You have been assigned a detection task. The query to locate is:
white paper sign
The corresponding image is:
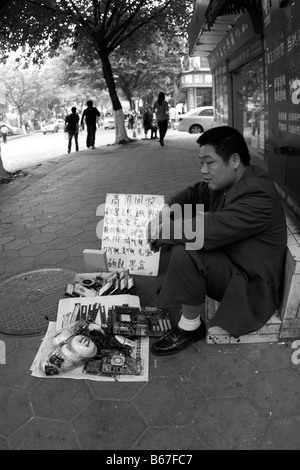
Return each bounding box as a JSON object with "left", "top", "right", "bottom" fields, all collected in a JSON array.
[{"left": 101, "top": 193, "right": 164, "bottom": 276}]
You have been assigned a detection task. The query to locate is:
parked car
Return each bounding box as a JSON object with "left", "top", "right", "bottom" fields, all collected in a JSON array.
[
  {"left": 103, "top": 114, "right": 115, "bottom": 129},
  {"left": 41, "top": 120, "right": 59, "bottom": 134},
  {"left": 0, "top": 123, "right": 20, "bottom": 135},
  {"left": 176, "top": 106, "right": 214, "bottom": 134},
  {"left": 55, "top": 118, "right": 65, "bottom": 131}
]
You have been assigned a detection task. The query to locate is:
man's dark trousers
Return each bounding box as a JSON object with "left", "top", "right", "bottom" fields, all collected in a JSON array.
[{"left": 86, "top": 125, "right": 96, "bottom": 148}]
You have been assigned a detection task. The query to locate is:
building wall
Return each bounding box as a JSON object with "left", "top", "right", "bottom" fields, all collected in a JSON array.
[
  {"left": 178, "top": 56, "right": 213, "bottom": 112},
  {"left": 202, "top": 0, "right": 300, "bottom": 218},
  {"left": 263, "top": 0, "right": 300, "bottom": 218}
]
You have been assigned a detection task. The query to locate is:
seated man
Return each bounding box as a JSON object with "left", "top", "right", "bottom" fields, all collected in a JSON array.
[{"left": 148, "top": 126, "right": 287, "bottom": 355}]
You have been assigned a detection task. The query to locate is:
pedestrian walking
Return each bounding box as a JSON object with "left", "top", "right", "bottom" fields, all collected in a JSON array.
[
  {"left": 1, "top": 125, "right": 8, "bottom": 144},
  {"left": 153, "top": 92, "right": 169, "bottom": 146},
  {"left": 169, "top": 105, "right": 177, "bottom": 130},
  {"left": 80, "top": 100, "right": 101, "bottom": 149},
  {"left": 143, "top": 106, "right": 157, "bottom": 139},
  {"left": 65, "top": 107, "right": 79, "bottom": 153}
]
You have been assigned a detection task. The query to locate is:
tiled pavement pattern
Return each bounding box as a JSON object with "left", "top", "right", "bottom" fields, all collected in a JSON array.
[{"left": 1, "top": 132, "right": 300, "bottom": 450}]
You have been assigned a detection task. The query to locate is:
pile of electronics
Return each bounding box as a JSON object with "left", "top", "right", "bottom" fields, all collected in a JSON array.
[
  {"left": 65, "top": 270, "right": 135, "bottom": 298},
  {"left": 40, "top": 302, "right": 172, "bottom": 378}
]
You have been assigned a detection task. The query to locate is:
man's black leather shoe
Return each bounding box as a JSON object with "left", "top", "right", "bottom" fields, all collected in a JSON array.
[{"left": 151, "top": 322, "right": 206, "bottom": 356}]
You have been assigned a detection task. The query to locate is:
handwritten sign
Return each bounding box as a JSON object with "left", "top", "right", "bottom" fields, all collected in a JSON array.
[{"left": 101, "top": 193, "right": 165, "bottom": 276}]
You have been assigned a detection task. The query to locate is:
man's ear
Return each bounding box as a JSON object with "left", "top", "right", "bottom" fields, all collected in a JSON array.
[{"left": 231, "top": 153, "right": 241, "bottom": 169}]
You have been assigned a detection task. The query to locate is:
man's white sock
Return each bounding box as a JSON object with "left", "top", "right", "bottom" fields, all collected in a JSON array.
[{"left": 178, "top": 315, "right": 201, "bottom": 331}]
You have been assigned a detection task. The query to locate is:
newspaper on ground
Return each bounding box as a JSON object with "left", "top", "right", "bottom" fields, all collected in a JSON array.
[{"left": 30, "top": 295, "right": 149, "bottom": 382}]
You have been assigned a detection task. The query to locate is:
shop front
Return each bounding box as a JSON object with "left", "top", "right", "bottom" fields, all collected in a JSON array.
[
  {"left": 207, "top": 9, "right": 265, "bottom": 160},
  {"left": 188, "top": 0, "right": 300, "bottom": 218}
]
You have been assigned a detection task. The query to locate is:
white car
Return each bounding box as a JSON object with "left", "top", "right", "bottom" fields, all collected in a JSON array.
[
  {"left": 41, "top": 121, "right": 59, "bottom": 134},
  {"left": 103, "top": 115, "right": 115, "bottom": 129},
  {"left": 177, "top": 106, "right": 214, "bottom": 134},
  {"left": 0, "top": 123, "right": 20, "bottom": 135}
]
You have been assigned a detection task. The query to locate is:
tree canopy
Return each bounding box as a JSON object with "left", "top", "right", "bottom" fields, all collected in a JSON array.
[{"left": 0, "top": 0, "right": 194, "bottom": 142}]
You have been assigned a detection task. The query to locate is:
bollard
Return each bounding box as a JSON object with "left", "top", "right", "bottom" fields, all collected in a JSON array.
[{"left": 132, "top": 124, "right": 137, "bottom": 138}]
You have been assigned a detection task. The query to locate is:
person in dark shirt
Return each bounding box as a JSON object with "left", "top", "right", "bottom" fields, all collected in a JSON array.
[
  {"left": 80, "top": 100, "right": 101, "bottom": 149},
  {"left": 147, "top": 126, "right": 287, "bottom": 355},
  {"left": 65, "top": 107, "right": 79, "bottom": 153}
]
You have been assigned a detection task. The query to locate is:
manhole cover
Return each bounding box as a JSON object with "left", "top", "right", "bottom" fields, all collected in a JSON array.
[{"left": 0, "top": 269, "right": 75, "bottom": 336}]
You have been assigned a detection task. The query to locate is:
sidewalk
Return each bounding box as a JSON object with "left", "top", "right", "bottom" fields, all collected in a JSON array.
[{"left": 0, "top": 132, "right": 300, "bottom": 451}]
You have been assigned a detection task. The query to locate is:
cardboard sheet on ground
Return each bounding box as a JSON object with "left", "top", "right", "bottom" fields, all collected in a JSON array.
[
  {"left": 101, "top": 193, "right": 164, "bottom": 276},
  {"left": 30, "top": 295, "right": 149, "bottom": 382}
]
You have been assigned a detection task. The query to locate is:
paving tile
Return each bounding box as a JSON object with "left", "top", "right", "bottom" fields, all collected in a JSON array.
[
  {"left": 40, "top": 223, "right": 66, "bottom": 233},
  {"left": 72, "top": 401, "right": 146, "bottom": 450},
  {"left": 192, "top": 397, "right": 269, "bottom": 450},
  {"left": 65, "top": 218, "right": 91, "bottom": 227},
  {"left": 67, "top": 242, "right": 100, "bottom": 257},
  {"left": 29, "top": 233, "right": 57, "bottom": 243},
  {"left": 1, "top": 348, "right": 40, "bottom": 390},
  {"left": 0, "top": 334, "right": 17, "bottom": 356},
  {"left": 0, "top": 251, "right": 19, "bottom": 264},
  {"left": 134, "top": 376, "right": 205, "bottom": 426},
  {"left": 0, "top": 437, "right": 9, "bottom": 450},
  {"left": 17, "top": 217, "right": 35, "bottom": 224},
  {"left": 29, "top": 210, "right": 51, "bottom": 219},
  {"left": 190, "top": 353, "right": 254, "bottom": 398},
  {"left": 4, "top": 257, "right": 37, "bottom": 274},
  {"left": 25, "top": 220, "right": 50, "bottom": 229},
  {"left": 0, "top": 236, "right": 15, "bottom": 246},
  {"left": 47, "top": 238, "right": 77, "bottom": 250},
  {"left": 13, "top": 207, "right": 32, "bottom": 215},
  {"left": 149, "top": 344, "right": 203, "bottom": 377},
  {"left": 29, "top": 380, "right": 93, "bottom": 421},
  {"left": 9, "top": 417, "right": 80, "bottom": 450},
  {"left": 19, "top": 244, "right": 48, "bottom": 257},
  {"left": 88, "top": 381, "right": 146, "bottom": 400},
  {"left": 83, "top": 222, "right": 98, "bottom": 232},
  {"left": 49, "top": 215, "right": 73, "bottom": 224},
  {"left": 13, "top": 229, "right": 41, "bottom": 240},
  {"left": 1, "top": 215, "right": 21, "bottom": 224},
  {"left": 57, "top": 227, "right": 85, "bottom": 238},
  {"left": 250, "top": 370, "right": 300, "bottom": 418},
  {"left": 236, "top": 343, "right": 293, "bottom": 371},
  {"left": 0, "top": 387, "right": 32, "bottom": 436},
  {"left": 260, "top": 416, "right": 300, "bottom": 450},
  {"left": 132, "top": 426, "right": 209, "bottom": 450},
  {"left": 57, "top": 256, "right": 85, "bottom": 272},
  {"left": 35, "top": 250, "right": 68, "bottom": 265},
  {"left": 4, "top": 239, "right": 30, "bottom": 251},
  {"left": 75, "top": 232, "right": 99, "bottom": 243},
  {"left": 73, "top": 210, "right": 96, "bottom": 218}
]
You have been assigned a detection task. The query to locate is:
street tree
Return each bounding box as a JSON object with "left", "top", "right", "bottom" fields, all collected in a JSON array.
[{"left": 0, "top": 0, "right": 194, "bottom": 144}]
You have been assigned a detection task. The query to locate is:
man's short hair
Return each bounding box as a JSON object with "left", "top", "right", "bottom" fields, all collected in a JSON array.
[
  {"left": 71, "top": 107, "right": 77, "bottom": 113},
  {"left": 87, "top": 100, "right": 93, "bottom": 106},
  {"left": 197, "top": 126, "right": 251, "bottom": 166}
]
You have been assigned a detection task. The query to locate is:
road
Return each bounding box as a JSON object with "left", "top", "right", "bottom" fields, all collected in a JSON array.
[{"left": 0, "top": 128, "right": 119, "bottom": 173}]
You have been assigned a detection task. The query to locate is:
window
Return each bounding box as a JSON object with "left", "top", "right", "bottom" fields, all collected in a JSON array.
[{"left": 200, "top": 109, "right": 214, "bottom": 116}]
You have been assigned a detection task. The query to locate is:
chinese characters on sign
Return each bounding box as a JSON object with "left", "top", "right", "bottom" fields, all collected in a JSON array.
[
  {"left": 101, "top": 193, "right": 165, "bottom": 276},
  {"left": 181, "top": 73, "right": 212, "bottom": 87}
]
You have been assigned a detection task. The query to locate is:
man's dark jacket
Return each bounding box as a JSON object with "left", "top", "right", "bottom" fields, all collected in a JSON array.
[{"left": 165, "top": 165, "right": 287, "bottom": 337}]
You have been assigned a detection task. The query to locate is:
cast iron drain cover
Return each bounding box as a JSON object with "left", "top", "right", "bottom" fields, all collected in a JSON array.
[{"left": 0, "top": 269, "right": 75, "bottom": 336}]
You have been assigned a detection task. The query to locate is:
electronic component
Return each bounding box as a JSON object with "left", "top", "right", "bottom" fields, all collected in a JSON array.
[
  {"left": 108, "top": 305, "right": 148, "bottom": 337},
  {"left": 82, "top": 348, "right": 142, "bottom": 377},
  {"left": 144, "top": 306, "right": 172, "bottom": 337}
]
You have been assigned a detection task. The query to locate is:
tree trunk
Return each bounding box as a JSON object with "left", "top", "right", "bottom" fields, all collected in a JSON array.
[
  {"left": 0, "top": 147, "right": 12, "bottom": 183},
  {"left": 99, "top": 50, "right": 132, "bottom": 144}
]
